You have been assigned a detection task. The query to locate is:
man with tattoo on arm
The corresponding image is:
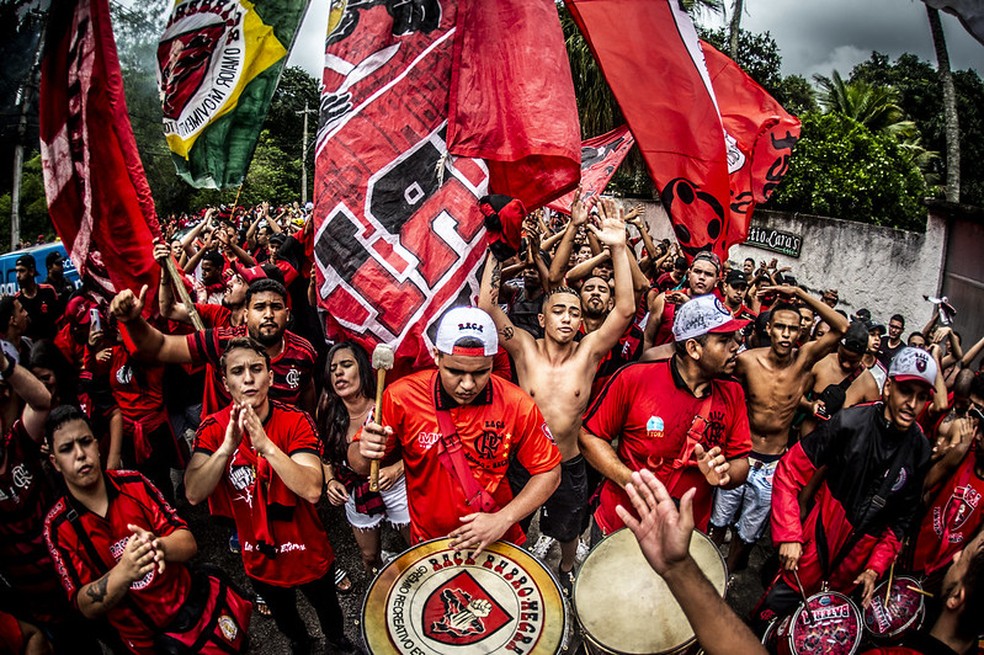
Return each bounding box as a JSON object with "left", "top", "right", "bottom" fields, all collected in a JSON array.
[
  {"left": 479, "top": 197, "right": 635, "bottom": 592},
  {"left": 42, "top": 407, "right": 225, "bottom": 654}
]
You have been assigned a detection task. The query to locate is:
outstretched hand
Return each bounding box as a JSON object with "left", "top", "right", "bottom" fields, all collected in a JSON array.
[
  {"left": 694, "top": 444, "right": 731, "bottom": 487},
  {"left": 616, "top": 469, "right": 694, "bottom": 576},
  {"left": 589, "top": 198, "right": 627, "bottom": 248}
]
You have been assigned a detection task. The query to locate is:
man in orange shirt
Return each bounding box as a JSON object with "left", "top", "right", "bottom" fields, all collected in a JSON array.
[{"left": 350, "top": 307, "right": 561, "bottom": 553}]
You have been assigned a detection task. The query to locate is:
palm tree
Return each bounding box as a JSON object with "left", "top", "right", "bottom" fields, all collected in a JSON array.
[
  {"left": 814, "top": 71, "right": 937, "bottom": 175},
  {"left": 926, "top": 6, "right": 960, "bottom": 202},
  {"left": 728, "top": 0, "right": 744, "bottom": 59}
]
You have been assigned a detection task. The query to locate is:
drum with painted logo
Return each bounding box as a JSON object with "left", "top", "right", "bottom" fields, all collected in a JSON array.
[
  {"left": 361, "top": 538, "right": 569, "bottom": 655},
  {"left": 773, "top": 591, "right": 862, "bottom": 655},
  {"left": 574, "top": 528, "right": 727, "bottom": 654},
  {"left": 862, "top": 576, "right": 925, "bottom": 644}
]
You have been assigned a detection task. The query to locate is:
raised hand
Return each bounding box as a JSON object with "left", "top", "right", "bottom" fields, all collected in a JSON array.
[
  {"left": 589, "top": 198, "right": 627, "bottom": 248},
  {"left": 570, "top": 187, "right": 593, "bottom": 226},
  {"left": 241, "top": 403, "right": 273, "bottom": 457},
  {"left": 218, "top": 403, "right": 245, "bottom": 457},
  {"left": 109, "top": 285, "right": 148, "bottom": 323},
  {"left": 615, "top": 468, "right": 693, "bottom": 576}
]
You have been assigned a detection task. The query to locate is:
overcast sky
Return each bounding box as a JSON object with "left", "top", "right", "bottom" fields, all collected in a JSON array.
[{"left": 286, "top": 0, "right": 982, "bottom": 83}]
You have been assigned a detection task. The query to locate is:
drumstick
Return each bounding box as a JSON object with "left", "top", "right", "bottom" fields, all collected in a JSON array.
[
  {"left": 906, "top": 585, "right": 934, "bottom": 598},
  {"left": 792, "top": 570, "right": 814, "bottom": 624},
  {"left": 370, "top": 344, "right": 395, "bottom": 492},
  {"left": 885, "top": 560, "right": 895, "bottom": 607}
]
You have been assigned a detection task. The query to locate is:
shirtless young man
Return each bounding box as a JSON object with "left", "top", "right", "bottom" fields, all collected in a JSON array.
[
  {"left": 479, "top": 197, "right": 634, "bottom": 590},
  {"left": 797, "top": 321, "right": 871, "bottom": 438},
  {"left": 708, "top": 286, "right": 847, "bottom": 571}
]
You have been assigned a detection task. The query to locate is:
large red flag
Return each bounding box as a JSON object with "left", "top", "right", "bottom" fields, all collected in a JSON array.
[
  {"left": 566, "top": 0, "right": 731, "bottom": 259},
  {"left": 39, "top": 0, "right": 160, "bottom": 305},
  {"left": 313, "top": 1, "right": 579, "bottom": 372},
  {"left": 701, "top": 41, "right": 801, "bottom": 247},
  {"left": 447, "top": 0, "right": 581, "bottom": 209},
  {"left": 546, "top": 125, "right": 635, "bottom": 214}
]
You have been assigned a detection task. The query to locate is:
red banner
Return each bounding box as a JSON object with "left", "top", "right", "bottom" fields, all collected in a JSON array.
[
  {"left": 313, "top": 1, "right": 488, "bottom": 372},
  {"left": 701, "top": 41, "right": 801, "bottom": 248},
  {"left": 447, "top": 0, "right": 581, "bottom": 209},
  {"left": 546, "top": 125, "right": 635, "bottom": 214},
  {"left": 566, "top": 0, "right": 731, "bottom": 259},
  {"left": 39, "top": 0, "right": 160, "bottom": 305}
]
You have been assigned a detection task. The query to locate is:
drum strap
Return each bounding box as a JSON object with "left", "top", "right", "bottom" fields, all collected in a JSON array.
[
  {"left": 819, "top": 436, "right": 913, "bottom": 579},
  {"left": 657, "top": 393, "right": 715, "bottom": 493},
  {"left": 434, "top": 408, "right": 500, "bottom": 514}
]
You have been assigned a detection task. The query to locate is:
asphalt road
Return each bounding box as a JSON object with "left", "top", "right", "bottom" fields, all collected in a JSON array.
[{"left": 175, "top": 493, "right": 771, "bottom": 655}]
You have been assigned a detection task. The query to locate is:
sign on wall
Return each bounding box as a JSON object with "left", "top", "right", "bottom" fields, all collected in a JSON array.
[{"left": 745, "top": 226, "right": 802, "bottom": 258}]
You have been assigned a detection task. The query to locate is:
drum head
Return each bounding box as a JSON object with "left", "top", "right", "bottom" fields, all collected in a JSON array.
[
  {"left": 361, "top": 538, "right": 568, "bottom": 655},
  {"left": 574, "top": 529, "right": 727, "bottom": 655},
  {"left": 863, "top": 576, "right": 925, "bottom": 642},
  {"left": 787, "top": 591, "right": 861, "bottom": 655}
]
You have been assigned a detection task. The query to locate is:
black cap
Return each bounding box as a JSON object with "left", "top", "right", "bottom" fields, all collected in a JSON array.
[
  {"left": 725, "top": 270, "right": 748, "bottom": 286},
  {"left": 867, "top": 319, "right": 886, "bottom": 335},
  {"left": 841, "top": 320, "right": 870, "bottom": 354},
  {"left": 14, "top": 254, "right": 36, "bottom": 272},
  {"left": 45, "top": 251, "right": 64, "bottom": 267},
  {"left": 855, "top": 308, "right": 872, "bottom": 323}
]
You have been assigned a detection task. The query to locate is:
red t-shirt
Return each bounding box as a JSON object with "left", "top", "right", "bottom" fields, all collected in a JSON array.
[
  {"left": 186, "top": 326, "right": 315, "bottom": 415},
  {"left": 582, "top": 358, "right": 751, "bottom": 533},
  {"left": 108, "top": 346, "right": 166, "bottom": 420},
  {"left": 195, "top": 302, "right": 232, "bottom": 328},
  {"left": 0, "top": 421, "right": 64, "bottom": 622},
  {"left": 362, "top": 370, "right": 561, "bottom": 545},
  {"left": 193, "top": 401, "right": 333, "bottom": 586},
  {"left": 44, "top": 471, "right": 192, "bottom": 654},
  {"left": 912, "top": 452, "right": 984, "bottom": 575}
]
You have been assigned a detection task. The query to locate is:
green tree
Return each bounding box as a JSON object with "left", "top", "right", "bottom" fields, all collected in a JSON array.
[
  {"left": 775, "top": 74, "right": 817, "bottom": 116},
  {"left": 700, "top": 27, "right": 782, "bottom": 96},
  {"left": 767, "top": 112, "right": 927, "bottom": 230},
  {"left": 0, "top": 154, "right": 55, "bottom": 244}
]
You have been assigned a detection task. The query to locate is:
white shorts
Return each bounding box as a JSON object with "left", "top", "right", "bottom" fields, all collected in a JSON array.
[
  {"left": 709, "top": 452, "right": 781, "bottom": 544},
  {"left": 344, "top": 475, "right": 411, "bottom": 531}
]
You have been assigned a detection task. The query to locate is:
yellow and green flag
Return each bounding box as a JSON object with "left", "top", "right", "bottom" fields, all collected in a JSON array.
[{"left": 157, "top": 0, "right": 310, "bottom": 188}]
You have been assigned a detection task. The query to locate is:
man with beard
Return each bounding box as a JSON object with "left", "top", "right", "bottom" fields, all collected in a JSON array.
[
  {"left": 759, "top": 348, "right": 935, "bottom": 625},
  {"left": 580, "top": 274, "right": 645, "bottom": 397},
  {"left": 911, "top": 374, "right": 984, "bottom": 582},
  {"left": 643, "top": 251, "right": 721, "bottom": 350},
  {"left": 109, "top": 279, "right": 316, "bottom": 415},
  {"left": 581, "top": 294, "right": 752, "bottom": 535},
  {"left": 478, "top": 198, "right": 633, "bottom": 591},
  {"left": 709, "top": 287, "right": 848, "bottom": 572}
]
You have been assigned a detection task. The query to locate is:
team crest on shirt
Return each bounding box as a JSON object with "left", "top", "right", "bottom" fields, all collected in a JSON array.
[
  {"left": 285, "top": 367, "right": 301, "bottom": 389},
  {"left": 891, "top": 467, "right": 909, "bottom": 493},
  {"left": 935, "top": 485, "right": 981, "bottom": 537},
  {"left": 229, "top": 463, "right": 255, "bottom": 508},
  {"left": 218, "top": 614, "right": 239, "bottom": 641},
  {"left": 646, "top": 416, "right": 664, "bottom": 439},
  {"left": 116, "top": 364, "right": 133, "bottom": 386}
]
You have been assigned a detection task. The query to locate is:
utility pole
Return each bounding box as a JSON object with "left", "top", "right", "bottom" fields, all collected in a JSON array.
[{"left": 296, "top": 101, "right": 317, "bottom": 205}]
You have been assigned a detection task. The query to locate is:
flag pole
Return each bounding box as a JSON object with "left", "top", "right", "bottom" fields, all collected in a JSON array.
[{"left": 162, "top": 257, "right": 205, "bottom": 331}]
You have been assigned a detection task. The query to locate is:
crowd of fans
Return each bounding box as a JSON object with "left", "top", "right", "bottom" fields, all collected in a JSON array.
[{"left": 0, "top": 195, "right": 981, "bottom": 655}]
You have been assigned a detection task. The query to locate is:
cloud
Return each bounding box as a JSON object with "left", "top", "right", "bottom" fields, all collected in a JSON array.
[{"left": 286, "top": 1, "right": 328, "bottom": 79}]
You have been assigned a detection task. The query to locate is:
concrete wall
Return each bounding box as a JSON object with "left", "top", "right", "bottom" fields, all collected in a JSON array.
[{"left": 635, "top": 202, "right": 947, "bottom": 329}]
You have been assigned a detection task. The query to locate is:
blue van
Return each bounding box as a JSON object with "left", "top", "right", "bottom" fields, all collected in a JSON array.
[{"left": 0, "top": 242, "right": 81, "bottom": 296}]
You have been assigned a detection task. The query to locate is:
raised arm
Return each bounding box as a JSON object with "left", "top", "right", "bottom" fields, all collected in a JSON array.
[
  {"left": 478, "top": 253, "right": 536, "bottom": 359},
  {"left": 579, "top": 200, "right": 635, "bottom": 360},
  {"left": 547, "top": 194, "right": 592, "bottom": 287},
  {"left": 3, "top": 356, "right": 52, "bottom": 441},
  {"left": 766, "top": 285, "right": 848, "bottom": 366},
  {"left": 109, "top": 286, "right": 193, "bottom": 364}
]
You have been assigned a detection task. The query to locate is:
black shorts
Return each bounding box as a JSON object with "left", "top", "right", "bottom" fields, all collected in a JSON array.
[{"left": 539, "top": 455, "right": 590, "bottom": 542}]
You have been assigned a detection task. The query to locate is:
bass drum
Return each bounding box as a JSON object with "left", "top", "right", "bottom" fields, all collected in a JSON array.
[
  {"left": 574, "top": 529, "right": 727, "bottom": 654},
  {"left": 361, "top": 538, "right": 569, "bottom": 655}
]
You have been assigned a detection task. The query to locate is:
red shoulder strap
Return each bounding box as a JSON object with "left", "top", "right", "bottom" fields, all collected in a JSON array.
[{"left": 434, "top": 408, "right": 500, "bottom": 514}]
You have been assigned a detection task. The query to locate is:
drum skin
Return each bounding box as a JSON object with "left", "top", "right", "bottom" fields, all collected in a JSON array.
[
  {"left": 361, "top": 538, "right": 568, "bottom": 655},
  {"left": 775, "top": 591, "right": 862, "bottom": 655},
  {"left": 863, "top": 576, "right": 925, "bottom": 644},
  {"left": 575, "top": 529, "right": 727, "bottom": 655}
]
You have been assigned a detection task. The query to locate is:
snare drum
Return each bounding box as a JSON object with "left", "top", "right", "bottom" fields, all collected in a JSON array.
[
  {"left": 773, "top": 591, "right": 862, "bottom": 655},
  {"left": 361, "top": 538, "right": 568, "bottom": 655},
  {"left": 862, "top": 576, "right": 925, "bottom": 644},
  {"left": 574, "top": 529, "right": 727, "bottom": 655}
]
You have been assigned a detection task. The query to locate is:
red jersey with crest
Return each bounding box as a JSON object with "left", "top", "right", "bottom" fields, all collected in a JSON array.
[
  {"left": 186, "top": 326, "right": 315, "bottom": 415},
  {"left": 193, "top": 401, "right": 332, "bottom": 586},
  {"left": 0, "top": 420, "right": 64, "bottom": 622},
  {"left": 362, "top": 370, "right": 561, "bottom": 545},
  {"left": 44, "top": 471, "right": 192, "bottom": 653},
  {"left": 912, "top": 452, "right": 984, "bottom": 575},
  {"left": 583, "top": 358, "right": 751, "bottom": 533}
]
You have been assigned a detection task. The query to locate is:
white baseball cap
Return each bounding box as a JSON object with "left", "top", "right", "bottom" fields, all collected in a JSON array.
[
  {"left": 434, "top": 307, "right": 498, "bottom": 357},
  {"left": 889, "top": 347, "right": 937, "bottom": 392},
  {"left": 672, "top": 294, "right": 750, "bottom": 342}
]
